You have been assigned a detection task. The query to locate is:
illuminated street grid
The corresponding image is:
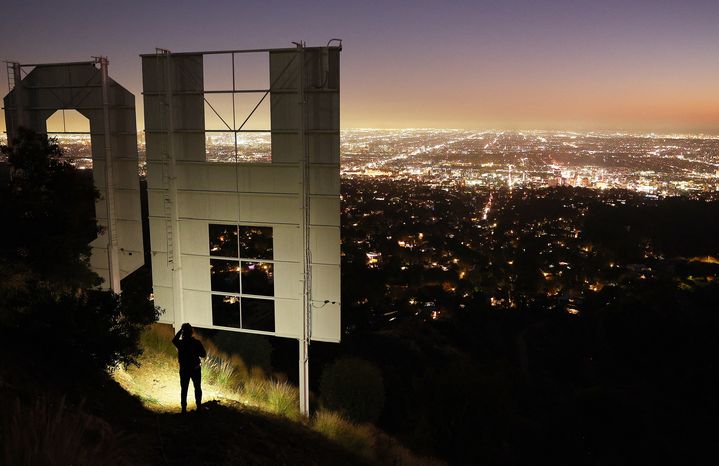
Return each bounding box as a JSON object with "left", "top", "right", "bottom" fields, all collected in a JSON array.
[
  {"left": 7, "top": 129, "right": 717, "bottom": 196},
  {"left": 339, "top": 129, "right": 719, "bottom": 196}
]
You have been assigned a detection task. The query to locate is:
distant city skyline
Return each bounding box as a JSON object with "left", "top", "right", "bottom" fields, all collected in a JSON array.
[
  {"left": 2, "top": 0, "right": 719, "bottom": 134},
  {"left": 20, "top": 129, "right": 719, "bottom": 197}
]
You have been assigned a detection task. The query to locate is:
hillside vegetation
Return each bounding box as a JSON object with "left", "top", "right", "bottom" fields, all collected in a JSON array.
[{"left": 1, "top": 323, "right": 441, "bottom": 466}]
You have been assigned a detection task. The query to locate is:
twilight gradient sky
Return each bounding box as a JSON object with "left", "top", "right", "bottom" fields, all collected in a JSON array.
[{"left": 2, "top": 0, "right": 719, "bottom": 133}]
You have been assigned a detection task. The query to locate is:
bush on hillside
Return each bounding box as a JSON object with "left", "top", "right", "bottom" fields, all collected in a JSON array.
[
  {"left": 0, "top": 130, "right": 159, "bottom": 371},
  {"left": 15, "top": 284, "right": 159, "bottom": 371},
  {"left": 213, "top": 331, "right": 273, "bottom": 373},
  {"left": 320, "top": 357, "right": 385, "bottom": 423}
]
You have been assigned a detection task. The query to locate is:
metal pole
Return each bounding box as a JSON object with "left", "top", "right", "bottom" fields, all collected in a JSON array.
[
  {"left": 298, "top": 41, "right": 311, "bottom": 417},
  {"left": 10, "top": 63, "right": 24, "bottom": 140},
  {"left": 98, "top": 57, "right": 122, "bottom": 293},
  {"left": 162, "top": 50, "right": 186, "bottom": 330}
]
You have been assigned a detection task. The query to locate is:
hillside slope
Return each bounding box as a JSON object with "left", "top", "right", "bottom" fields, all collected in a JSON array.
[{"left": 0, "top": 336, "right": 370, "bottom": 466}]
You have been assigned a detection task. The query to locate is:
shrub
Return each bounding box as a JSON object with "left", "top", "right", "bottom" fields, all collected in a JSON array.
[
  {"left": 0, "top": 129, "right": 101, "bottom": 305},
  {"left": 213, "top": 331, "right": 273, "bottom": 373},
  {"left": 312, "top": 410, "right": 375, "bottom": 459},
  {"left": 139, "top": 324, "right": 177, "bottom": 359},
  {"left": 241, "top": 378, "right": 269, "bottom": 405},
  {"left": 15, "top": 286, "right": 159, "bottom": 372},
  {"left": 201, "top": 350, "right": 240, "bottom": 392},
  {"left": 0, "top": 131, "right": 159, "bottom": 372},
  {"left": 266, "top": 381, "right": 300, "bottom": 420},
  {"left": 320, "top": 357, "right": 385, "bottom": 423}
]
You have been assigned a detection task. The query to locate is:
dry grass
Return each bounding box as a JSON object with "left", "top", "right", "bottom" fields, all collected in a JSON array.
[
  {"left": 114, "top": 324, "right": 445, "bottom": 465},
  {"left": 311, "top": 410, "right": 376, "bottom": 460},
  {"left": 114, "top": 324, "right": 295, "bottom": 414},
  {"left": 266, "top": 381, "right": 301, "bottom": 420},
  {"left": 310, "top": 410, "right": 445, "bottom": 465},
  {"left": 1, "top": 396, "right": 132, "bottom": 466},
  {"left": 202, "top": 349, "right": 241, "bottom": 392}
]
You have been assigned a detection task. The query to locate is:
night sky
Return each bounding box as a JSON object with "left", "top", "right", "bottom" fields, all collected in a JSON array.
[{"left": 1, "top": 0, "right": 718, "bottom": 133}]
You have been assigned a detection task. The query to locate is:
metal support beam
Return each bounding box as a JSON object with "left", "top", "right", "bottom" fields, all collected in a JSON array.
[
  {"left": 97, "top": 57, "right": 122, "bottom": 293},
  {"left": 160, "top": 49, "right": 186, "bottom": 332},
  {"left": 297, "top": 41, "right": 311, "bottom": 418},
  {"left": 9, "top": 62, "right": 24, "bottom": 138}
]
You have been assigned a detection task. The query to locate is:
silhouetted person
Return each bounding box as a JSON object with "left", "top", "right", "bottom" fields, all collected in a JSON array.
[{"left": 172, "top": 323, "right": 206, "bottom": 413}]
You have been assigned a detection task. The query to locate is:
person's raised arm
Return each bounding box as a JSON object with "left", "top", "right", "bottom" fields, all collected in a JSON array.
[
  {"left": 197, "top": 340, "right": 207, "bottom": 359},
  {"left": 172, "top": 328, "right": 182, "bottom": 348}
]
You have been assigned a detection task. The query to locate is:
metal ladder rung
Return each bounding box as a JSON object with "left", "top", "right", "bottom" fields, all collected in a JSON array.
[
  {"left": 6, "top": 62, "right": 17, "bottom": 94},
  {"left": 164, "top": 196, "right": 174, "bottom": 267}
]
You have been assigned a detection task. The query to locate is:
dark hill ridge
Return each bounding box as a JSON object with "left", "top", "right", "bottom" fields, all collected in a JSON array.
[{"left": 0, "top": 338, "right": 370, "bottom": 466}]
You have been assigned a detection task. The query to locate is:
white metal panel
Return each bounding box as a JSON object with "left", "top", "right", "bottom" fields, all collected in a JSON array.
[
  {"left": 274, "top": 261, "right": 302, "bottom": 299},
  {"left": 179, "top": 219, "right": 211, "bottom": 256},
  {"left": 154, "top": 286, "right": 175, "bottom": 323},
  {"left": 116, "top": 220, "right": 144, "bottom": 252},
  {"left": 114, "top": 159, "right": 142, "bottom": 190},
  {"left": 173, "top": 134, "right": 206, "bottom": 162},
  {"left": 151, "top": 253, "right": 172, "bottom": 287},
  {"left": 141, "top": 54, "right": 206, "bottom": 163},
  {"left": 177, "top": 192, "right": 238, "bottom": 221},
  {"left": 182, "top": 290, "right": 212, "bottom": 327},
  {"left": 149, "top": 217, "right": 168, "bottom": 253},
  {"left": 310, "top": 166, "right": 340, "bottom": 196},
  {"left": 146, "top": 162, "right": 166, "bottom": 189},
  {"left": 269, "top": 51, "right": 300, "bottom": 90},
  {"left": 205, "top": 164, "right": 242, "bottom": 191},
  {"left": 270, "top": 134, "right": 302, "bottom": 164},
  {"left": 173, "top": 163, "right": 301, "bottom": 194},
  {"left": 247, "top": 165, "right": 300, "bottom": 194},
  {"left": 96, "top": 192, "right": 143, "bottom": 220},
  {"left": 311, "top": 302, "right": 340, "bottom": 343},
  {"left": 119, "top": 251, "right": 143, "bottom": 279},
  {"left": 307, "top": 93, "right": 339, "bottom": 131},
  {"left": 310, "top": 196, "right": 341, "bottom": 227},
  {"left": 93, "top": 159, "right": 141, "bottom": 190},
  {"left": 239, "top": 194, "right": 299, "bottom": 224},
  {"left": 310, "top": 226, "right": 341, "bottom": 265},
  {"left": 311, "top": 264, "right": 341, "bottom": 304},
  {"left": 177, "top": 163, "right": 237, "bottom": 192},
  {"left": 92, "top": 160, "right": 107, "bottom": 187},
  {"left": 309, "top": 134, "right": 341, "bottom": 165},
  {"left": 144, "top": 133, "right": 167, "bottom": 162},
  {"left": 270, "top": 94, "right": 300, "bottom": 131},
  {"left": 90, "top": 246, "right": 109, "bottom": 270},
  {"left": 112, "top": 191, "right": 142, "bottom": 221},
  {"left": 273, "top": 225, "right": 302, "bottom": 262},
  {"left": 274, "top": 298, "right": 302, "bottom": 338},
  {"left": 147, "top": 190, "right": 166, "bottom": 217},
  {"left": 91, "top": 229, "right": 108, "bottom": 248},
  {"left": 180, "top": 255, "right": 211, "bottom": 291},
  {"left": 176, "top": 164, "right": 209, "bottom": 190},
  {"left": 95, "top": 268, "right": 111, "bottom": 290}
]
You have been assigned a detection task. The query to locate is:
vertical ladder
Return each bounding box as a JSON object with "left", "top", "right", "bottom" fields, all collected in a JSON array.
[
  {"left": 5, "top": 62, "right": 20, "bottom": 135},
  {"left": 6, "top": 62, "right": 16, "bottom": 92},
  {"left": 155, "top": 49, "right": 175, "bottom": 272},
  {"left": 164, "top": 194, "right": 174, "bottom": 268}
]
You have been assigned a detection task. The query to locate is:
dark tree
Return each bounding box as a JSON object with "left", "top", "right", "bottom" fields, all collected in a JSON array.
[
  {"left": 320, "top": 357, "right": 385, "bottom": 423},
  {"left": 0, "top": 129, "right": 158, "bottom": 370},
  {"left": 0, "top": 128, "right": 100, "bottom": 307}
]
